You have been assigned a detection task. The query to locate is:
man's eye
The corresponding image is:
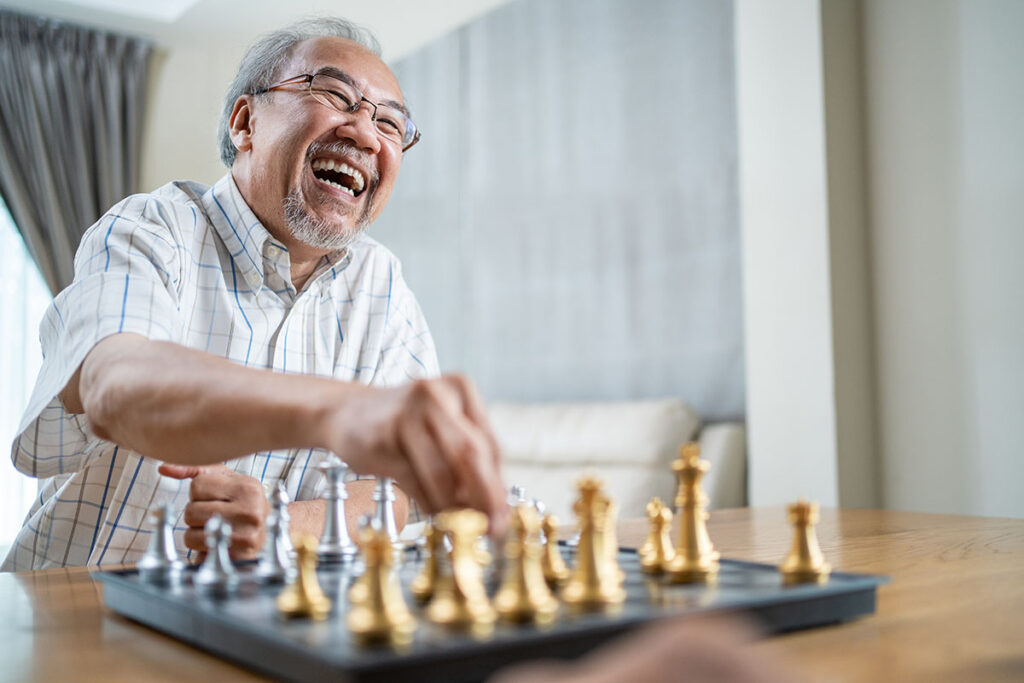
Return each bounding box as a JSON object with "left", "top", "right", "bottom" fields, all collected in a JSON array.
[
  {"left": 318, "top": 88, "right": 355, "bottom": 108},
  {"left": 376, "top": 115, "right": 403, "bottom": 133}
]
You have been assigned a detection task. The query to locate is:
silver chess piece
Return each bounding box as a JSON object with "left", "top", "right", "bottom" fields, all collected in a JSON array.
[
  {"left": 509, "top": 485, "right": 549, "bottom": 543},
  {"left": 317, "top": 454, "right": 358, "bottom": 563},
  {"left": 508, "top": 484, "right": 527, "bottom": 507},
  {"left": 194, "top": 514, "right": 239, "bottom": 595},
  {"left": 137, "top": 503, "right": 184, "bottom": 585},
  {"left": 532, "top": 497, "right": 548, "bottom": 544},
  {"left": 255, "top": 484, "right": 296, "bottom": 583},
  {"left": 373, "top": 477, "right": 404, "bottom": 561},
  {"left": 273, "top": 483, "right": 295, "bottom": 559}
]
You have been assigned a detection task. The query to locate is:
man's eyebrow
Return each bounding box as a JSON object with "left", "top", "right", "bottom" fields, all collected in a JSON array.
[{"left": 314, "top": 66, "right": 411, "bottom": 117}]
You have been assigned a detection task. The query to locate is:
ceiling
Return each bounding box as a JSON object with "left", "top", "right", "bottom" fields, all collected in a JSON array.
[{"left": 0, "top": 0, "right": 513, "bottom": 59}]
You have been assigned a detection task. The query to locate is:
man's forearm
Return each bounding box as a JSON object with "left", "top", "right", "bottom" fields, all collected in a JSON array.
[
  {"left": 65, "top": 332, "right": 507, "bottom": 529},
  {"left": 288, "top": 481, "right": 410, "bottom": 541},
  {"left": 73, "top": 334, "right": 354, "bottom": 466}
]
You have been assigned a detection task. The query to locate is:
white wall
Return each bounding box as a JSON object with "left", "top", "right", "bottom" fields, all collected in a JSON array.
[
  {"left": 135, "top": 0, "right": 516, "bottom": 189},
  {"left": 863, "top": 0, "right": 1024, "bottom": 517},
  {"left": 734, "top": 0, "right": 840, "bottom": 507}
]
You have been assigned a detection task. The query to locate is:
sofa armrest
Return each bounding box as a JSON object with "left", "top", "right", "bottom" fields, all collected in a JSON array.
[{"left": 699, "top": 421, "right": 747, "bottom": 509}]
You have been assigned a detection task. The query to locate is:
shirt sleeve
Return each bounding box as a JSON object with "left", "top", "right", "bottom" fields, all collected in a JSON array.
[
  {"left": 11, "top": 194, "right": 184, "bottom": 479},
  {"left": 370, "top": 257, "right": 441, "bottom": 387}
]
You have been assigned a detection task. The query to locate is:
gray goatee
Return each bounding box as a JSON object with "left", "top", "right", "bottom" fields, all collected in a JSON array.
[{"left": 284, "top": 141, "right": 379, "bottom": 251}]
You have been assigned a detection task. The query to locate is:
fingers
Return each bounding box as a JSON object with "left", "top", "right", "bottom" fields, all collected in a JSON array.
[
  {"left": 158, "top": 462, "right": 231, "bottom": 480},
  {"left": 177, "top": 468, "right": 269, "bottom": 561},
  {"left": 396, "top": 414, "right": 454, "bottom": 514},
  {"left": 404, "top": 377, "right": 506, "bottom": 532},
  {"left": 449, "top": 375, "right": 503, "bottom": 472},
  {"left": 157, "top": 463, "right": 203, "bottom": 479}
]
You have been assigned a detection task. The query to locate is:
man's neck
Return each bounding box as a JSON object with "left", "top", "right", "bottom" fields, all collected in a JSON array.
[
  {"left": 231, "top": 167, "right": 330, "bottom": 292},
  {"left": 289, "top": 252, "right": 324, "bottom": 292}
]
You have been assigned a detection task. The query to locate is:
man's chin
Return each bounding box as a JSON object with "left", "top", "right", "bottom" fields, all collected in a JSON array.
[{"left": 283, "top": 192, "right": 369, "bottom": 252}]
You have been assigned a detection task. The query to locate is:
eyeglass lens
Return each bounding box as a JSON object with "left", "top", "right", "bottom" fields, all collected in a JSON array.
[{"left": 308, "top": 73, "right": 415, "bottom": 147}]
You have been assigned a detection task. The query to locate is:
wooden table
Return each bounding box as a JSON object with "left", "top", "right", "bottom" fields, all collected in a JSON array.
[{"left": 2, "top": 508, "right": 1022, "bottom": 682}]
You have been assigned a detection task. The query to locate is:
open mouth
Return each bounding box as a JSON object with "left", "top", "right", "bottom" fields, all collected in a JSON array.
[{"left": 311, "top": 158, "right": 366, "bottom": 198}]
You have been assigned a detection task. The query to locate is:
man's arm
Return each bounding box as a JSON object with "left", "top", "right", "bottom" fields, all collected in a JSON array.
[{"left": 64, "top": 333, "right": 505, "bottom": 531}]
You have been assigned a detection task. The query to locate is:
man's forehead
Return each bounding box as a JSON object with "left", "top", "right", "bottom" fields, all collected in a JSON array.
[{"left": 288, "top": 37, "right": 403, "bottom": 103}]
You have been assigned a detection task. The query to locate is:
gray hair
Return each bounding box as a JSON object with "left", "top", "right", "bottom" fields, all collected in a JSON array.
[{"left": 217, "top": 17, "right": 382, "bottom": 167}]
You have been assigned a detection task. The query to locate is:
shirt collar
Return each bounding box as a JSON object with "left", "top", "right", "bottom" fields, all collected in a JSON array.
[
  {"left": 203, "top": 174, "right": 272, "bottom": 292},
  {"left": 202, "top": 174, "right": 355, "bottom": 293}
]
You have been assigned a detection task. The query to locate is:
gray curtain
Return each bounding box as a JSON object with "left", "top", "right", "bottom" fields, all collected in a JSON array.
[{"left": 0, "top": 10, "right": 152, "bottom": 294}]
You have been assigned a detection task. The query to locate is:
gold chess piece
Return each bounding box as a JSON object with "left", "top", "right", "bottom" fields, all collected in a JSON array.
[
  {"left": 495, "top": 504, "right": 558, "bottom": 623},
  {"left": 346, "top": 519, "right": 417, "bottom": 644},
  {"left": 425, "top": 509, "right": 496, "bottom": 630},
  {"left": 561, "top": 477, "right": 626, "bottom": 609},
  {"left": 411, "top": 519, "right": 442, "bottom": 604},
  {"left": 780, "top": 500, "right": 832, "bottom": 584},
  {"left": 599, "top": 493, "right": 626, "bottom": 585},
  {"left": 276, "top": 534, "right": 331, "bottom": 620},
  {"left": 666, "top": 443, "right": 720, "bottom": 584},
  {"left": 640, "top": 497, "right": 675, "bottom": 574},
  {"left": 540, "top": 514, "right": 570, "bottom": 588}
]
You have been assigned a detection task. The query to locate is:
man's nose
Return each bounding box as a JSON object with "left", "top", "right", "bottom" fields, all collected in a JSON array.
[{"left": 335, "top": 103, "right": 381, "bottom": 154}]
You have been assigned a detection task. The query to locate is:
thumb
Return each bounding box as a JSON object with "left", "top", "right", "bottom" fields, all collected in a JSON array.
[{"left": 158, "top": 463, "right": 226, "bottom": 479}]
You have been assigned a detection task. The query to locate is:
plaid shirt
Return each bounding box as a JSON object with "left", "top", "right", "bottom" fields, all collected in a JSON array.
[{"left": 2, "top": 174, "right": 439, "bottom": 571}]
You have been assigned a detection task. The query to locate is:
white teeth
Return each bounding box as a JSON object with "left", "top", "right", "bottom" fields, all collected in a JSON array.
[
  {"left": 312, "top": 157, "right": 365, "bottom": 194},
  {"left": 318, "top": 175, "right": 354, "bottom": 196}
]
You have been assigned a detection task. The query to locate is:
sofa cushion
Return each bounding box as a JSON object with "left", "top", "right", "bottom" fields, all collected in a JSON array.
[{"left": 488, "top": 399, "right": 701, "bottom": 521}]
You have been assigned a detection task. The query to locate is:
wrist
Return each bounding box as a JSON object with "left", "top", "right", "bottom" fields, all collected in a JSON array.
[{"left": 287, "top": 499, "right": 326, "bottom": 539}]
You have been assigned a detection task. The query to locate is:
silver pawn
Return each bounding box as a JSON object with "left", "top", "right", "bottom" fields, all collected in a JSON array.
[
  {"left": 274, "top": 483, "right": 295, "bottom": 559},
  {"left": 137, "top": 503, "right": 184, "bottom": 585},
  {"left": 508, "top": 484, "right": 527, "bottom": 507},
  {"left": 532, "top": 497, "right": 549, "bottom": 544},
  {"left": 194, "top": 514, "right": 239, "bottom": 595},
  {"left": 255, "top": 485, "right": 296, "bottom": 583},
  {"left": 373, "top": 477, "right": 403, "bottom": 561},
  {"left": 317, "top": 454, "right": 358, "bottom": 563}
]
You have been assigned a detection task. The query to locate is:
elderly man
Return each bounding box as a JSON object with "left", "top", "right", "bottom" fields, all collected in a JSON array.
[{"left": 2, "top": 18, "right": 505, "bottom": 571}]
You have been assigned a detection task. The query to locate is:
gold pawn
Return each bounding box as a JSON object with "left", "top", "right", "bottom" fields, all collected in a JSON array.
[
  {"left": 540, "top": 514, "right": 570, "bottom": 588},
  {"left": 666, "top": 443, "right": 720, "bottom": 584},
  {"left": 346, "top": 521, "right": 417, "bottom": 644},
  {"left": 411, "top": 520, "right": 441, "bottom": 604},
  {"left": 561, "top": 477, "right": 626, "bottom": 609},
  {"left": 779, "top": 500, "right": 831, "bottom": 584},
  {"left": 425, "top": 509, "right": 496, "bottom": 629},
  {"left": 495, "top": 504, "right": 558, "bottom": 623},
  {"left": 276, "top": 535, "right": 331, "bottom": 620},
  {"left": 598, "top": 492, "right": 626, "bottom": 586},
  {"left": 640, "top": 498, "right": 676, "bottom": 574}
]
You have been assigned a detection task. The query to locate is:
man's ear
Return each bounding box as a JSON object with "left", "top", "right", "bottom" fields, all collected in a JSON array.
[{"left": 228, "top": 96, "right": 255, "bottom": 153}]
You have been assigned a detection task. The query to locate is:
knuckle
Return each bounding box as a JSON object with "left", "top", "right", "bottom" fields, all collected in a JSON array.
[
  {"left": 237, "top": 508, "right": 264, "bottom": 528},
  {"left": 446, "top": 373, "right": 470, "bottom": 391},
  {"left": 183, "top": 529, "right": 205, "bottom": 551},
  {"left": 408, "top": 378, "right": 436, "bottom": 403},
  {"left": 233, "top": 529, "right": 260, "bottom": 553}
]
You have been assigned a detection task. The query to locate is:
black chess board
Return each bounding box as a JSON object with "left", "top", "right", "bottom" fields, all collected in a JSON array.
[{"left": 97, "top": 547, "right": 887, "bottom": 683}]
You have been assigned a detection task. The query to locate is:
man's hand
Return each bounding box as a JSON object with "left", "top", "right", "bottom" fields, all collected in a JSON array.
[
  {"left": 71, "top": 335, "right": 507, "bottom": 535},
  {"left": 322, "top": 375, "right": 507, "bottom": 535},
  {"left": 158, "top": 463, "right": 269, "bottom": 560},
  {"left": 488, "top": 616, "right": 798, "bottom": 683}
]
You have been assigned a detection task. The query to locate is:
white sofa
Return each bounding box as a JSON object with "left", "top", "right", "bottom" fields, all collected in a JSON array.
[{"left": 488, "top": 399, "right": 746, "bottom": 522}]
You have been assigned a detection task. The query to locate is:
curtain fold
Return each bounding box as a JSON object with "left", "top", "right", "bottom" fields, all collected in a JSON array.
[{"left": 0, "top": 10, "right": 152, "bottom": 294}]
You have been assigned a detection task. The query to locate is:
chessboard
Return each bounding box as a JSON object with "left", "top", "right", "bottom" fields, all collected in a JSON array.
[{"left": 97, "top": 543, "right": 886, "bottom": 683}]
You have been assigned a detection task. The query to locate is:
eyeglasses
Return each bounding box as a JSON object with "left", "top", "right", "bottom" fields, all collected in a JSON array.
[{"left": 254, "top": 72, "right": 421, "bottom": 152}]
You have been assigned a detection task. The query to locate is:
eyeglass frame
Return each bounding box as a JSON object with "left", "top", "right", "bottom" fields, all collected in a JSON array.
[{"left": 252, "top": 69, "right": 421, "bottom": 152}]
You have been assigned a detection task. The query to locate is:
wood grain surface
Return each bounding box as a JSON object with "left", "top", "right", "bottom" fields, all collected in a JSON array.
[{"left": 2, "top": 508, "right": 1021, "bottom": 682}]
